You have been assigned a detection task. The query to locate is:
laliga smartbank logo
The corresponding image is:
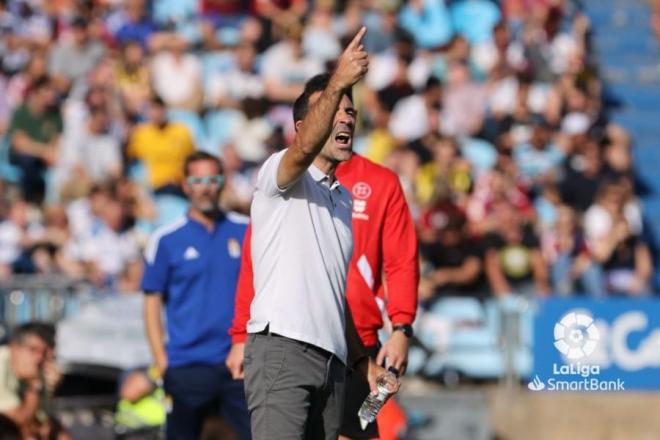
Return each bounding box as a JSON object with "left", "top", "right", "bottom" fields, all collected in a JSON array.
[
  {"left": 528, "top": 312, "right": 625, "bottom": 392},
  {"left": 554, "top": 312, "right": 600, "bottom": 359}
]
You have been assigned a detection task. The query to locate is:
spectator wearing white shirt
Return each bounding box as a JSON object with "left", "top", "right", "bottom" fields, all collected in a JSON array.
[
  {"left": 53, "top": 108, "right": 122, "bottom": 200},
  {"left": 584, "top": 181, "right": 651, "bottom": 296},
  {"left": 441, "top": 61, "right": 487, "bottom": 137},
  {"left": 205, "top": 42, "right": 265, "bottom": 109},
  {"left": 64, "top": 197, "right": 140, "bottom": 289},
  {"left": 0, "top": 200, "right": 43, "bottom": 277},
  {"left": 261, "top": 23, "right": 323, "bottom": 103},
  {"left": 151, "top": 36, "right": 203, "bottom": 111}
]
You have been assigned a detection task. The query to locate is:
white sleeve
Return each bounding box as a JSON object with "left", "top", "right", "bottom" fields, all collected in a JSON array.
[{"left": 255, "top": 149, "right": 296, "bottom": 198}]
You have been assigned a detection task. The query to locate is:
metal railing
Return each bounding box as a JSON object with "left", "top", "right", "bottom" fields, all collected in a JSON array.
[{"left": 0, "top": 275, "right": 96, "bottom": 339}]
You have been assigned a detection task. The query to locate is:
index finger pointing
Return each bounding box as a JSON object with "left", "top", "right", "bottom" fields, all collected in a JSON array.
[{"left": 347, "top": 26, "right": 367, "bottom": 51}]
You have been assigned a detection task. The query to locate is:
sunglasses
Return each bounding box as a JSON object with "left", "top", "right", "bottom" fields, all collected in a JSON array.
[{"left": 186, "top": 175, "right": 225, "bottom": 186}]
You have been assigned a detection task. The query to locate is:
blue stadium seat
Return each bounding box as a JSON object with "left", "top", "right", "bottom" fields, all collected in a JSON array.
[
  {"left": 204, "top": 109, "right": 243, "bottom": 153},
  {"left": 153, "top": 0, "right": 199, "bottom": 25},
  {"left": 167, "top": 109, "right": 207, "bottom": 151},
  {"left": 154, "top": 194, "right": 189, "bottom": 228},
  {"left": 0, "top": 136, "right": 22, "bottom": 184}
]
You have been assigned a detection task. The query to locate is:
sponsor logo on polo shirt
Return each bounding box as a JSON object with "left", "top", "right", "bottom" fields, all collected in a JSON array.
[
  {"left": 352, "top": 199, "right": 369, "bottom": 220},
  {"left": 184, "top": 246, "right": 200, "bottom": 260}
]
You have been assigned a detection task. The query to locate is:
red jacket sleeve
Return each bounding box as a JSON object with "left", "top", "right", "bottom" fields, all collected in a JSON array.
[
  {"left": 229, "top": 224, "right": 255, "bottom": 344},
  {"left": 381, "top": 178, "right": 419, "bottom": 325}
]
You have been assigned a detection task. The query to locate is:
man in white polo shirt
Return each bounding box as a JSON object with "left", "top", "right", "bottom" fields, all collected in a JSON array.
[{"left": 244, "top": 27, "right": 396, "bottom": 440}]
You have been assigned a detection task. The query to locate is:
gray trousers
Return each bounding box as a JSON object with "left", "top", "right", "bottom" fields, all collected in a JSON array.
[{"left": 244, "top": 332, "right": 346, "bottom": 440}]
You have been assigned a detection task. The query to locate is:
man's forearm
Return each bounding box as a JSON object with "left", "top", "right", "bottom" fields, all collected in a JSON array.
[
  {"left": 144, "top": 295, "right": 167, "bottom": 365},
  {"left": 293, "top": 80, "right": 344, "bottom": 159},
  {"left": 276, "top": 80, "right": 345, "bottom": 188}
]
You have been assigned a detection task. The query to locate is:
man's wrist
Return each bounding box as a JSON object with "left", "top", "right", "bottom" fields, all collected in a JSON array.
[
  {"left": 392, "top": 323, "right": 414, "bottom": 338},
  {"left": 26, "top": 379, "right": 44, "bottom": 393},
  {"left": 327, "top": 76, "right": 347, "bottom": 94}
]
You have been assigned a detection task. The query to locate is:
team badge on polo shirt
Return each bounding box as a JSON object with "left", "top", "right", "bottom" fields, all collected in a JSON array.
[
  {"left": 227, "top": 238, "right": 241, "bottom": 259},
  {"left": 184, "top": 246, "right": 200, "bottom": 260},
  {"left": 352, "top": 182, "right": 371, "bottom": 221}
]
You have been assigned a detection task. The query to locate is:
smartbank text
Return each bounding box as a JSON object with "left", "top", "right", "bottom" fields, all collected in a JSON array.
[{"left": 549, "top": 362, "right": 625, "bottom": 391}]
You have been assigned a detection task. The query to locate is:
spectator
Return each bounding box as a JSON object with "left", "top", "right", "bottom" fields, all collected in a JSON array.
[
  {"left": 414, "top": 136, "right": 473, "bottom": 207},
  {"left": 450, "top": 0, "right": 502, "bottom": 45},
  {"left": 542, "top": 205, "right": 601, "bottom": 296},
  {"left": 7, "top": 76, "right": 62, "bottom": 203},
  {"left": 5, "top": 54, "right": 48, "bottom": 113},
  {"left": 48, "top": 16, "right": 106, "bottom": 89},
  {"left": 205, "top": 42, "right": 265, "bottom": 109},
  {"left": 65, "top": 183, "right": 114, "bottom": 244},
  {"left": 28, "top": 204, "right": 73, "bottom": 275},
  {"left": 584, "top": 182, "right": 651, "bottom": 296},
  {"left": 127, "top": 96, "right": 195, "bottom": 196},
  {"left": 0, "top": 323, "right": 65, "bottom": 439},
  {"left": 483, "top": 200, "right": 550, "bottom": 297},
  {"left": 113, "top": 0, "right": 157, "bottom": 50},
  {"left": 64, "top": 197, "right": 141, "bottom": 289},
  {"left": 302, "top": 0, "right": 341, "bottom": 63},
  {"left": 441, "top": 61, "right": 487, "bottom": 137},
  {"left": 54, "top": 107, "right": 122, "bottom": 199},
  {"left": 388, "top": 76, "right": 443, "bottom": 144},
  {"left": 115, "top": 41, "right": 152, "bottom": 117},
  {"left": 151, "top": 35, "right": 203, "bottom": 111},
  {"left": 254, "top": 0, "right": 308, "bottom": 43},
  {"left": 399, "top": 0, "right": 453, "bottom": 49},
  {"left": 0, "top": 199, "right": 39, "bottom": 276},
  {"left": 513, "top": 120, "right": 565, "bottom": 184},
  {"left": 559, "top": 139, "right": 606, "bottom": 212},
  {"left": 261, "top": 23, "right": 323, "bottom": 103},
  {"left": 419, "top": 213, "right": 484, "bottom": 303}
]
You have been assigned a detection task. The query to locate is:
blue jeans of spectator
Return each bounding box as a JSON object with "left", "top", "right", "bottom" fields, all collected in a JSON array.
[
  {"left": 164, "top": 363, "right": 251, "bottom": 440},
  {"left": 552, "top": 253, "right": 604, "bottom": 298},
  {"left": 9, "top": 151, "right": 45, "bottom": 203}
]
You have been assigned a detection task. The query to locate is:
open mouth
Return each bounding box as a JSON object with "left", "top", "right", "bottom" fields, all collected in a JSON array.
[{"left": 335, "top": 131, "right": 351, "bottom": 146}]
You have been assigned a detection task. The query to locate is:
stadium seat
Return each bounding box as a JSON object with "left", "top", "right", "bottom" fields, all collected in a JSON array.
[{"left": 0, "top": 136, "right": 22, "bottom": 184}]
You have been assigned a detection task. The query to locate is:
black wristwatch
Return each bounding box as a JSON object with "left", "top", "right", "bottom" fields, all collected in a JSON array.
[{"left": 392, "top": 324, "right": 414, "bottom": 338}]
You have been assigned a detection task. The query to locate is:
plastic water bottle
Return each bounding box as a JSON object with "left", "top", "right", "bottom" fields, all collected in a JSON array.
[{"left": 357, "top": 368, "right": 399, "bottom": 429}]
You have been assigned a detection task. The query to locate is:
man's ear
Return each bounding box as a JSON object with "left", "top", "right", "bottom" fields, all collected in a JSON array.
[{"left": 294, "top": 120, "right": 303, "bottom": 132}]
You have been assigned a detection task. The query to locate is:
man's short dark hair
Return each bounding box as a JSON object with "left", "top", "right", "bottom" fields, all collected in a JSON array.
[
  {"left": 10, "top": 322, "right": 53, "bottom": 346},
  {"left": 183, "top": 151, "right": 223, "bottom": 177},
  {"left": 29, "top": 76, "right": 51, "bottom": 96},
  {"left": 292, "top": 73, "right": 353, "bottom": 125}
]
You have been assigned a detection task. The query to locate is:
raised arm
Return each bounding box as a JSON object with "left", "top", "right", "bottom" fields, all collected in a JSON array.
[{"left": 276, "top": 26, "right": 369, "bottom": 189}]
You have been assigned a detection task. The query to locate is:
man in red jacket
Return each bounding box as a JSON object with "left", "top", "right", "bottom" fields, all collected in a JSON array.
[{"left": 227, "top": 152, "right": 419, "bottom": 439}]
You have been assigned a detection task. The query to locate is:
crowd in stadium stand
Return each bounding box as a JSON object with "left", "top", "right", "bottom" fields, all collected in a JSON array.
[{"left": 0, "top": 0, "right": 652, "bottom": 301}]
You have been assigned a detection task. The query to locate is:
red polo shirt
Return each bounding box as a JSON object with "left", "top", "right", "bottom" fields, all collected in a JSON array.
[{"left": 229, "top": 153, "right": 419, "bottom": 346}]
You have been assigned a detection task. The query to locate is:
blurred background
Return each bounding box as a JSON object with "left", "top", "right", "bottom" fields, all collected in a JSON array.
[{"left": 1, "top": 0, "right": 660, "bottom": 438}]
